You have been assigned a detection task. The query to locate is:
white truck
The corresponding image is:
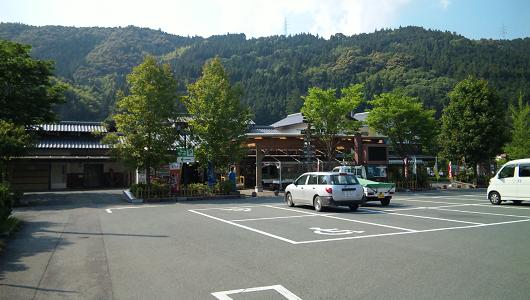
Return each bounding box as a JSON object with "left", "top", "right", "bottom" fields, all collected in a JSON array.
[{"left": 332, "top": 165, "right": 395, "bottom": 206}]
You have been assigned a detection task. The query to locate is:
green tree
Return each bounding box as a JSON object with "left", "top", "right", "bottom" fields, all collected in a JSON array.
[
  {"left": 366, "top": 91, "right": 437, "bottom": 159},
  {"left": 184, "top": 57, "right": 251, "bottom": 176},
  {"left": 0, "top": 40, "right": 65, "bottom": 125},
  {"left": 104, "top": 56, "right": 179, "bottom": 188},
  {"left": 301, "top": 84, "right": 363, "bottom": 163},
  {"left": 440, "top": 76, "right": 507, "bottom": 175},
  {"left": 0, "top": 121, "right": 33, "bottom": 183},
  {"left": 504, "top": 94, "right": 530, "bottom": 160}
]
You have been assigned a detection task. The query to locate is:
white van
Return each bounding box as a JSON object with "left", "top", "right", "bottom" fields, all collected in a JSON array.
[{"left": 487, "top": 158, "right": 530, "bottom": 205}]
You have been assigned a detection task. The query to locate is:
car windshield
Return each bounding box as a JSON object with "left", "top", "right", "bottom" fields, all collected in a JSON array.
[{"left": 330, "top": 174, "right": 359, "bottom": 185}]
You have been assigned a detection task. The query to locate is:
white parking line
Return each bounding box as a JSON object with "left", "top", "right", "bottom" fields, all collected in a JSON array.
[
  {"left": 433, "top": 208, "right": 530, "bottom": 219},
  {"left": 212, "top": 284, "right": 302, "bottom": 300},
  {"left": 192, "top": 205, "right": 272, "bottom": 211},
  {"left": 105, "top": 204, "right": 169, "bottom": 213},
  {"left": 264, "top": 205, "right": 418, "bottom": 232},
  {"left": 471, "top": 204, "right": 530, "bottom": 210},
  {"left": 294, "top": 218, "right": 530, "bottom": 244},
  {"left": 374, "top": 203, "right": 476, "bottom": 213},
  {"left": 188, "top": 209, "right": 298, "bottom": 244},
  {"left": 395, "top": 198, "right": 482, "bottom": 205},
  {"left": 231, "top": 214, "right": 326, "bottom": 222},
  {"left": 361, "top": 208, "right": 485, "bottom": 225}
]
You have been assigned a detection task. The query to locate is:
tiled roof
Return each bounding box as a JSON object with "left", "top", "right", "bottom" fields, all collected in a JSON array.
[
  {"left": 352, "top": 112, "right": 369, "bottom": 122},
  {"left": 247, "top": 126, "right": 280, "bottom": 134},
  {"left": 34, "top": 121, "right": 107, "bottom": 133},
  {"left": 270, "top": 113, "right": 304, "bottom": 128},
  {"left": 36, "top": 138, "right": 109, "bottom": 149}
]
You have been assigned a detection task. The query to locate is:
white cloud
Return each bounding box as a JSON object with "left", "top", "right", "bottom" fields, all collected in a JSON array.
[
  {"left": 0, "top": 0, "right": 412, "bottom": 38},
  {"left": 440, "top": 0, "right": 451, "bottom": 10}
]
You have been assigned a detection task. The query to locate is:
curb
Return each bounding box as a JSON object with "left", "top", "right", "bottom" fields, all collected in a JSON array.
[{"left": 123, "top": 189, "right": 144, "bottom": 204}]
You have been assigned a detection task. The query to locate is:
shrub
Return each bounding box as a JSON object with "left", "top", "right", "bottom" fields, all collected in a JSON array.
[
  {"left": 184, "top": 183, "right": 211, "bottom": 196},
  {"left": 11, "top": 190, "right": 24, "bottom": 206},
  {"left": 0, "top": 183, "right": 13, "bottom": 222},
  {"left": 130, "top": 183, "right": 146, "bottom": 197},
  {"left": 215, "top": 180, "right": 234, "bottom": 195}
]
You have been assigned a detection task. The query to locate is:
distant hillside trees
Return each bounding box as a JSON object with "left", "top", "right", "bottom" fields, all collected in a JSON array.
[{"left": 2, "top": 24, "right": 530, "bottom": 124}]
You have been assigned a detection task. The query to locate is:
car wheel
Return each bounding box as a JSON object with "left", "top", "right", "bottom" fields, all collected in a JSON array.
[
  {"left": 286, "top": 193, "right": 294, "bottom": 207},
  {"left": 380, "top": 197, "right": 391, "bottom": 206},
  {"left": 314, "top": 196, "right": 324, "bottom": 212},
  {"left": 513, "top": 200, "right": 522, "bottom": 205},
  {"left": 489, "top": 192, "right": 502, "bottom": 205},
  {"left": 349, "top": 204, "right": 359, "bottom": 211}
]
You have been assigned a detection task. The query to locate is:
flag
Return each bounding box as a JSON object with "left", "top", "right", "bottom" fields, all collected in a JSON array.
[
  {"left": 403, "top": 157, "right": 408, "bottom": 178},
  {"left": 434, "top": 157, "right": 439, "bottom": 180}
]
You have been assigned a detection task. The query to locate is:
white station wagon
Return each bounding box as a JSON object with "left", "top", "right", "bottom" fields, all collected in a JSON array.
[
  {"left": 284, "top": 172, "right": 365, "bottom": 212},
  {"left": 487, "top": 158, "right": 530, "bottom": 205}
]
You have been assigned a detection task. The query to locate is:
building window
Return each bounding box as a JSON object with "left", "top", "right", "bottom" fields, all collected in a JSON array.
[{"left": 368, "top": 147, "right": 387, "bottom": 161}]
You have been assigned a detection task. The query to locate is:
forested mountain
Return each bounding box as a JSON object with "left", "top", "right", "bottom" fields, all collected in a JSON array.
[{"left": 2, "top": 22, "right": 529, "bottom": 124}]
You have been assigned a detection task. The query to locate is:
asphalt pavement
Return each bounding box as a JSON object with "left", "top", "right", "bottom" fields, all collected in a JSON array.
[{"left": 1, "top": 189, "right": 529, "bottom": 299}]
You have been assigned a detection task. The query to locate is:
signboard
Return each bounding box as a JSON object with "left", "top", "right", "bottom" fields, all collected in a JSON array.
[
  {"left": 169, "top": 162, "right": 182, "bottom": 170},
  {"left": 176, "top": 148, "right": 195, "bottom": 164}
]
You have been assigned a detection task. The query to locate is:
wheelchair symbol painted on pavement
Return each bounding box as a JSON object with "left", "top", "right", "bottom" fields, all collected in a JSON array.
[{"left": 310, "top": 227, "right": 364, "bottom": 235}]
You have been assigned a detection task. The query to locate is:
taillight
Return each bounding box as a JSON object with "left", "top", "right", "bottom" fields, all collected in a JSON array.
[{"left": 325, "top": 187, "right": 332, "bottom": 194}]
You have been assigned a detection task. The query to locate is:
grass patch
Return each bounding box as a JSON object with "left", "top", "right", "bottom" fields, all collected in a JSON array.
[{"left": 0, "top": 217, "right": 22, "bottom": 253}]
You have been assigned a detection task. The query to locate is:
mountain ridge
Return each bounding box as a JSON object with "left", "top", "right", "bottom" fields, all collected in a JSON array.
[{"left": 1, "top": 22, "right": 529, "bottom": 124}]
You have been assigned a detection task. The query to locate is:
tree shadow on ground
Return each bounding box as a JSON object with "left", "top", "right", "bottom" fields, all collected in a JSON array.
[
  {"left": 0, "top": 221, "right": 72, "bottom": 281},
  {"left": 16, "top": 191, "right": 126, "bottom": 211}
]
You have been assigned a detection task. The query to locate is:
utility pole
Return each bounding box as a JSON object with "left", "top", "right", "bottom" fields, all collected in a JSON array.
[{"left": 283, "top": 17, "right": 288, "bottom": 36}]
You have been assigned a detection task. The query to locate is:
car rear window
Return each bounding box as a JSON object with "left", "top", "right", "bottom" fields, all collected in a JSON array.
[
  {"left": 318, "top": 175, "right": 329, "bottom": 184},
  {"left": 330, "top": 174, "right": 359, "bottom": 185},
  {"left": 519, "top": 164, "right": 530, "bottom": 177}
]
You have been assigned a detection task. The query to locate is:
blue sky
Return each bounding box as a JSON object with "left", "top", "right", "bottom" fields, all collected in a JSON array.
[{"left": 1, "top": 0, "right": 529, "bottom": 39}]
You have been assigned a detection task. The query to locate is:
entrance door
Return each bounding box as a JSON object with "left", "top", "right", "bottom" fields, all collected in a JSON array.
[
  {"left": 84, "top": 164, "right": 104, "bottom": 188},
  {"left": 50, "top": 163, "right": 67, "bottom": 189}
]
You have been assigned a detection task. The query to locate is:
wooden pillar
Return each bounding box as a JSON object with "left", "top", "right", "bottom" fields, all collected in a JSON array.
[{"left": 255, "top": 145, "right": 264, "bottom": 192}]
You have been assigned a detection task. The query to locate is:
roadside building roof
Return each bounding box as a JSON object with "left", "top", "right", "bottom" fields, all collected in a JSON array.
[
  {"left": 33, "top": 121, "right": 107, "bottom": 133},
  {"left": 36, "top": 138, "right": 109, "bottom": 149},
  {"left": 270, "top": 113, "right": 304, "bottom": 128}
]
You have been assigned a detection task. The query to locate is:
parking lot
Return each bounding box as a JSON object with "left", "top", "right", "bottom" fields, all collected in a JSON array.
[{"left": 1, "top": 190, "right": 530, "bottom": 299}]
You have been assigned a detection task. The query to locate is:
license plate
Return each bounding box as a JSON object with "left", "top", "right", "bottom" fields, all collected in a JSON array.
[{"left": 378, "top": 193, "right": 385, "bottom": 199}]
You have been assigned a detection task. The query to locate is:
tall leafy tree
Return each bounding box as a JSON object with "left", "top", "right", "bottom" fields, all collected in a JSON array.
[
  {"left": 504, "top": 94, "right": 530, "bottom": 160},
  {"left": 0, "top": 121, "right": 33, "bottom": 183},
  {"left": 301, "top": 84, "right": 363, "bottom": 164},
  {"left": 0, "top": 40, "right": 64, "bottom": 182},
  {"left": 105, "top": 56, "right": 179, "bottom": 187},
  {"left": 0, "top": 40, "right": 65, "bottom": 125},
  {"left": 440, "top": 76, "right": 507, "bottom": 174},
  {"left": 366, "top": 91, "right": 437, "bottom": 159},
  {"left": 184, "top": 57, "right": 251, "bottom": 175}
]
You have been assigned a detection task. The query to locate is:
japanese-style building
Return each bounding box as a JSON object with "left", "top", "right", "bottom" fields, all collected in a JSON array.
[
  {"left": 9, "top": 112, "right": 393, "bottom": 192},
  {"left": 240, "top": 112, "right": 389, "bottom": 191},
  {"left": 8, "top": 122, "right": 133, "bottom": 191}
]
